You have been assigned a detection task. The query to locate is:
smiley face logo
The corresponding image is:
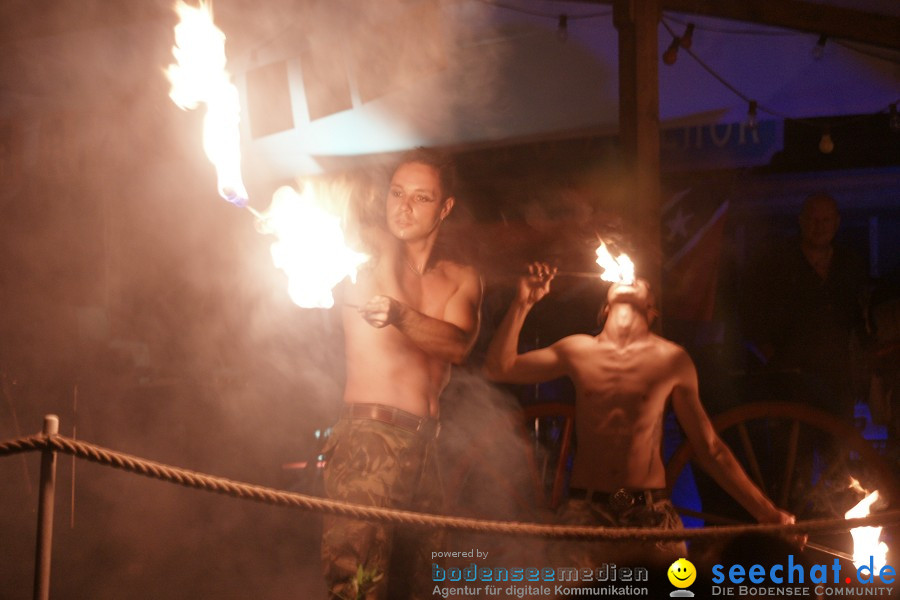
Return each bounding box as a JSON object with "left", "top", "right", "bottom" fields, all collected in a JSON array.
[{"left": 667, "top": 558, "right": 696, "bottom": 588}]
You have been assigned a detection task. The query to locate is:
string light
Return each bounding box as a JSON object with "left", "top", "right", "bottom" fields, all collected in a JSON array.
[
  {"left": 476, "top": 1, "right": 609, "bottom": 21},
  {"left": 812, "top": 34, "right": 828, "bottom": 60},
  {"left": 659, "top": 17, "right": 899, "bottom": 141},
  {"left": 680, "top": 23, "right": 695, "bottom": 50},
  {"left": 819, "top": 127, "right": 835, "bottom": 154},
  {"left": 557, "top": 14, "right": 568, "bottom": 42},
  {"left": 663, "top": 37, "right": 681, "bottom": 65}
]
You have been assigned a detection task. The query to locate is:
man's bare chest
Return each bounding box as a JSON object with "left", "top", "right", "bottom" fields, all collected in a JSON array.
[
  {"left": 351, "top": 267, "right": 456, "bottom": 317},
  {"left": 571, "top": 348, "right": 672, "bottom": 399}
]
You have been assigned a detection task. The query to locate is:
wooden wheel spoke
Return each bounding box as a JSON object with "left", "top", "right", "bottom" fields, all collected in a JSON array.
[
  {"left": 779, "top": 420, "right": 801, "bottom": 508},
  {"left": 737, "top": 422, "right": 767, "bottom": 493}
]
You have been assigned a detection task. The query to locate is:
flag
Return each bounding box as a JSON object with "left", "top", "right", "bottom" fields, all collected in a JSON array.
[{"left": 662, "top": 183, "right": 730, "bottom": 322}]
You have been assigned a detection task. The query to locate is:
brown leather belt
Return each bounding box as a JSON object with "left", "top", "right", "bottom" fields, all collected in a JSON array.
[
  {"left": 569, "top": 488, "right": 668, "bottom": 512},
  {"left": 342, "top": 403, "right": 439, "bottom": 437}
]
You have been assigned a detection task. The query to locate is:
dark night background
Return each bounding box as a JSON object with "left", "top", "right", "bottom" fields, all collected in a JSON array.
[{"left": 1, "top": 0, "right": 898, "bottom": 598}]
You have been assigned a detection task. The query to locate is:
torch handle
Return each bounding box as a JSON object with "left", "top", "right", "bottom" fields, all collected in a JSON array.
[{"left": 553, "top": 271, "right": 603, "bottom": 278}]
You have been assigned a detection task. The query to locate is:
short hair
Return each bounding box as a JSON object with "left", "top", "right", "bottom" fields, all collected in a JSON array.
[
  {"left": 395, "top": 147, "right": 457, "bottom": 201},
  {"left": 801, "top": 192, "right": 838, "bottom": 216}
]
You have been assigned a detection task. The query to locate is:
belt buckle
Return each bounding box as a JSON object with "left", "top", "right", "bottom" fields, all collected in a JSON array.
[{"left": 609, "top": 488, "right": 635, "bottom": 512}]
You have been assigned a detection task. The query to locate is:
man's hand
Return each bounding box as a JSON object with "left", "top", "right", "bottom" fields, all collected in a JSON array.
[
  {"left": 517, "top": 262, "right": 557, "bottom": 307},
  {"left": 760, "top": 507, "right": 795, "bottom": 526},
  {"left": 359, "top": 295, "right": 403, "bottom": 328},
  {"left": 760, "top": 507, "right": 807, "bottom": 548}
]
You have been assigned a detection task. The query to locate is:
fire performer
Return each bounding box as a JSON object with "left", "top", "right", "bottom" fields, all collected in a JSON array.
[
  {"left": 320, "top": 148, "right": 483, "bottom": 600},
  {"left": 483, "top": 263, "right": 794, "bottom": 569}
]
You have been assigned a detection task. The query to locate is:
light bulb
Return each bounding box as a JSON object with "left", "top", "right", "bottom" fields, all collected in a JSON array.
[
  {"left": 812, "top": 34, "right": 827, "bottom": 60},
  {"left": 662, "top": 37, "right": 680, "bottom": 65},
  {"left": 745, "top": 100, "right": 758, "bottom": 130},
  {"left": 819, "top": 131, "right": 834, "bottom": 154},
  {"left": 680, "top": 23, "right": 695, "bottom": 50},
  {"left": 557, "top": 15, "right": 568, "bottom": 42}
]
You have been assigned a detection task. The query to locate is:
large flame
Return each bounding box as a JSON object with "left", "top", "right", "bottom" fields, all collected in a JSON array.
[
  {"left": 259, "top": 184, "right": 369, "bottom": 309},
  {"left": 595, "top": 241, "right": 635, "bottom": 284},
  {"left": 845, "top": 479, "right": 889, "bottom": 571},
  {"left": 166, "top": 0, "right": 248, "bottom": 205}
]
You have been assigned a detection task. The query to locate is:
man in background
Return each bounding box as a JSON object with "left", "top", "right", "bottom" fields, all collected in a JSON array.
[{"left": 742, "top": 192, "right": 867, "bottom": 418}]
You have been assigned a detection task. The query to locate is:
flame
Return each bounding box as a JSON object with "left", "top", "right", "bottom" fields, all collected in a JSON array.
[
  {"left": 166, "top": 1, "right": 248, "bottom": 206},
  {"left": 595, "top": 241, "right": 635, "bottom": 284},
  {"left": 845, "top": 479, "right": 889, "bottom": 571},
  {"left": 259, "top": 184, "right": 369, "bottom": 309}
]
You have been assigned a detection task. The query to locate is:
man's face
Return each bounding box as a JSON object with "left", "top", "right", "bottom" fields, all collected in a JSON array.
[
  {"left": 386, "top": 161, "right": 453, "bottom": 241},
  {"left": 799, "top": 198, "right": 839, "bottom": 248}
]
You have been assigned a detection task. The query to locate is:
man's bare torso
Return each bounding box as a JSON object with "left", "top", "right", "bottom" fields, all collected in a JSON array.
[
  {"left": 560, "top": 332, "right": 683, "bottom": 492},
  {"left": 342, "top": 258, "right": 467, "bottom": 418}
]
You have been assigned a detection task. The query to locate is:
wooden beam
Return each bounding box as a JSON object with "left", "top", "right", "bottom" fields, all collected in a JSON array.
[
  {"left": 613, "top": 0, "right": 663, "bottom": 301},
  {"left": 564, "top": 0, "right": 900, "bottom": 51}
]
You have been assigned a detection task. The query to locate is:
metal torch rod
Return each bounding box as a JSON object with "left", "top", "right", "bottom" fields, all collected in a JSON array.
[
  {"left": 244, "top": 205, "right": 264, "bottom": 220},
  {"left": 554, "top": 271, "right": 604, "bottom": 278},
  {"left": 804, "top": 541, "right": 855, "bottom": 563},
  {"left": 676, "top": 508, "right": 856, "bottom": 563}
]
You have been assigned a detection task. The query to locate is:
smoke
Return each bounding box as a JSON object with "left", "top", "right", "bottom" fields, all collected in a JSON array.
[
  {"left": 0, "top": 1, "right": 575, "bottom": 598},
  {"left": 433, "top": 368, "right": 557, "bottom": 572},
  {"left": 0, "top": 110, "right": 343, "bottom": 600}
]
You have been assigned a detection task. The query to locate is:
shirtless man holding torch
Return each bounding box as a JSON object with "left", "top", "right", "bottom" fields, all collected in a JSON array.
[
  {"left": 321, "top": 148, "right": 483, "bottom": 600},
  {"left": 483, "top": 263, "right": 793, "bottom": 568}
]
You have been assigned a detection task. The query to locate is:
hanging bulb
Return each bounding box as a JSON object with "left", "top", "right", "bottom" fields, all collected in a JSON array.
[
  {"left": 890, "top": 104, "right": 900, "bottom": 133},
  {"left": 662, "top": 37, "right": 680, "bottom": 65},
  {"left": 812, "top": 34, "right": 827, "bottom": 60},
  {"left": 818, "top": 128, "right": 834, "bottom": 154},
  {"left": 745, "top": 100, "right": 759, "bottom": 131},
  {"left": 557, "top": 15, "right": 568, "bottom": 42},
  {"left": 680, "top": 23, "right": 695, "bottom": 50}
]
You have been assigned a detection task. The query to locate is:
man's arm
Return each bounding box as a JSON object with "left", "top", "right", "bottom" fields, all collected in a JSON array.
[
  {"left": 670, "top": 349, "right": 794, "bottom": 525},
  {"left": 359, "top": 266, "right": 483, "bottom": 365},
  {"left": 483, "top": 263, "right": 568, "bottom": 384}
]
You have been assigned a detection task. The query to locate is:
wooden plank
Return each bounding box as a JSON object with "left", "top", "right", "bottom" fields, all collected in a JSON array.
[{"left": 614, "top": 0, "right": 663, "bottom": 299}]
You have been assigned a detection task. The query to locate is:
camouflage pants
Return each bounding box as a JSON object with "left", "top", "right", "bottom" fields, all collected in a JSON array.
[
  {"left": 320, "top": 415, "right": 444, "bottom": 600},
  {"left": 551, "top": 496, "right": 687, "bottom": 572}
]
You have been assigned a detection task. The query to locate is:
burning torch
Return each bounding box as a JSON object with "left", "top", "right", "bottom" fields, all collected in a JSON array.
[{"left": 166, "top": 1, "right": 367, "bottom": 309}]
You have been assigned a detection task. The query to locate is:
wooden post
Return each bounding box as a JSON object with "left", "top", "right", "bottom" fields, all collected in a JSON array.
[
  {"left": 613, "top": 0, "right": 663, "bottom": 304},
  {"left": 33, "top": 414, "right": 59, "bottom": 600}
]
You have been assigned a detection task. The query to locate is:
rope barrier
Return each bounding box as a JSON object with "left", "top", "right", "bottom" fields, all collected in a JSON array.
[{"left": 2, "top": 432, "right": 898, "bottom": 542}]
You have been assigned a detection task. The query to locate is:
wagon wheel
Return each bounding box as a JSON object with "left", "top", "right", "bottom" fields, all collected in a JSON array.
[{"left": 665, "top": 401, "right": 899, "bottom": 553}]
